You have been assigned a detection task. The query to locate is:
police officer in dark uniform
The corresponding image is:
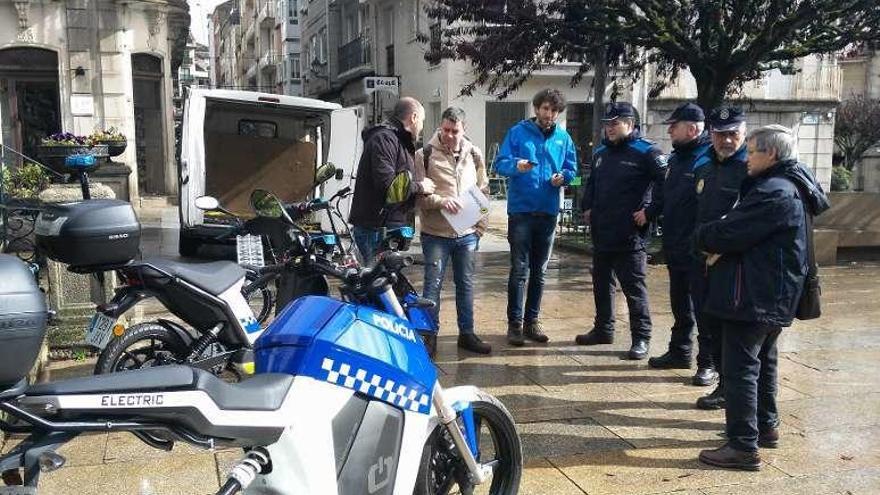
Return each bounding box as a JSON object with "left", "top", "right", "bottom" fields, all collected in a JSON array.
[
  {"left": 648, "top": 103, "right": 711, "bottom": 374},
  {"left": 691, "top": 106, "right": 750, "bottom": 409},
  {"left": 575, "top": 102, "right": 667, "bottom": 360}
]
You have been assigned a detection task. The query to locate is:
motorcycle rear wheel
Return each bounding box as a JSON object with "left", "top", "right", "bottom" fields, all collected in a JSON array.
[
  {"left": 94, "top": 322, "right": 189, "bottom": 375},
  {"left": 414, "top": 391, "right": 523, "bottom": 495}
]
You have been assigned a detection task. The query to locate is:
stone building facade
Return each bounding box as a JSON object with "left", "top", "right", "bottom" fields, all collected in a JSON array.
[{"left": 0, "top": 0, "right": 189, "bottom": 203}]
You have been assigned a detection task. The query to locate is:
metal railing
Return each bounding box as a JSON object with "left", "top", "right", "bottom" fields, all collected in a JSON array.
[{"left": 338, "top": 36, "right": 372, "bottom": 74}]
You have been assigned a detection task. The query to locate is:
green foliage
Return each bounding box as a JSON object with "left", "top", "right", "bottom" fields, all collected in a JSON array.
[
  {"left": 831, "top": 165, "right": 852, "bottom": 192},
  {"left": 1, "top": 163, "right": 50, "bottom": 199},
  {"left": 427, "top": 1, "right": 880, "bottom": 109}
]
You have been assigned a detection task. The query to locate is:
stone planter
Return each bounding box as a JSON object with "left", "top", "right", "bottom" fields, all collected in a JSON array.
[
  {"left": 36, "top": 144, "right": 110, "bottom": 176},
  {"left": 98, "top": 139, "right": 127, "bottom": 157}
]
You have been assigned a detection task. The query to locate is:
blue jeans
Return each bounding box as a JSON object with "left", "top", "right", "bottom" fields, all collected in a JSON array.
[
  {"left": 507, "top": 213, "right": 557, "bottom": 324},
  {"left": 352, "top": 226, "right": 382, "bottom": 264},
  {"left": 421, "top": 233, "right": 479, "bottom": 335}
]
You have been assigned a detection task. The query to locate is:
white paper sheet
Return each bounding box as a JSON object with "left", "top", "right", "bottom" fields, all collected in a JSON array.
[{"left": 441, "top": 184, "right": 490, "bottom": 235}]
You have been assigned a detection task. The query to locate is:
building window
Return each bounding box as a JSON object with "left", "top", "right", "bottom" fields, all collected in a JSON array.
[
  {"left": 289, "top": 0, "right": 298, "bottom": 24},
  {"left": 410, "top": 0, "right": 420, "bottom": 39},
  {"left": 291, "top": 54, "right": 301, "bottom": 79},
  {"left": 318, "top": 28, "right": 327, "bottom": 63},
  {"left": 429, "top": 23, "right": 441, "bottom": 66}
]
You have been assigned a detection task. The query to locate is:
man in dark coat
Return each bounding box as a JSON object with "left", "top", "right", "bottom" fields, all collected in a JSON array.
[
  {"left": 696, "top": 124, "right": 829, "bottom": 471},
  {"left": 648, "top": 103, "right": 711, "bottom": 375},
  {"left": 691, "top": 106, "right": 751, "bottom": 409},
  {"left": 350, "top": 97, "right": 435, "bottom": 261}
]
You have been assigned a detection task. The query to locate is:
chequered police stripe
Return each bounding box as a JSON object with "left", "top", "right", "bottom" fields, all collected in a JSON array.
[{"left": 321, "top": 358, "right": 431, "bottom": 414}]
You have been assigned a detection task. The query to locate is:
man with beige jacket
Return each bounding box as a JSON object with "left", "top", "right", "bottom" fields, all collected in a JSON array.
[{"left": 415, "top": 107, "right": 491, "bottom": 355}]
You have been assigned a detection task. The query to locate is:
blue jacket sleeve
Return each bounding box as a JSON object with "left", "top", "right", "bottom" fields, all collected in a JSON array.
[
  {"left": 696, "top": 186, "right": 799, "bottom": 254},
  {"left": 562, "top": 136, "right": 578, "bottom": 184},
  {"left": 644, "top": 148, "right": 667, "bottom": 220},
  {"left": 494, "top": 128, "right": 519, "bottom": 177}
]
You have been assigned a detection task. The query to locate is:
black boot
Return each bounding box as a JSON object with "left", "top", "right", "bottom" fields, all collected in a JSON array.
[
  {"left": 648, "top": 351, "right": 691, "bottom": 369},
  {"left": 457, "top": 334, "right": 492, "bottom": 355},
  {"left": 524, "top": 320, "right": 549, "bottom": 343},
  {"left": 692, "top": 367, "right": 719, "bottom": 386},
  {"left": 628, "top": 340, "right": 650, "bottom": 360},
  {"left": 696, "top": 383, "right": 726, "bottom": 410},
  {"left": 507, "top": 322, "right": 525, "bottom": 347},
  {"left": 574, "top": 329, "right": 614, "bottom": 345}
]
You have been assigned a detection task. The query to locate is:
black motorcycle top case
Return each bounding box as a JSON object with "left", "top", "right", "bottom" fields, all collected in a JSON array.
[
  {"left": 0, "top": 255, "right": 48, "bottom": 388},
  {"left": 36, "top": 199, "right": 141, "bottom": 269}
]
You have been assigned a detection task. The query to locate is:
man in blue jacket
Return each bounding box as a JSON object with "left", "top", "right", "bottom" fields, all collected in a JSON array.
[
  {"left": 575, "top": 102, "right": 667, "bottom": 360},
  {"left": 649, "top": 103, "right": 710, "bottom": 372},
  {"left": 494, "top": 88, "right": 578, "bottom": 346},
  {"left": 696, "top": 125, "right": 829, "bottom": 471}
]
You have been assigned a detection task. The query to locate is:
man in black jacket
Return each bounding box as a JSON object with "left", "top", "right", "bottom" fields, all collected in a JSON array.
[
  {"left": 648, "top": 103, "right": 710, "bottom": 375},
  {"left": 691, "top": 107, "right": 751, "bottom": 409},
  {"left": 350, "top": 97, "right": 435, "bottom": 261},
  {"left": 574, "top": 102, "right": 667, "bottom": 360},
  {"left": 696, "top": 125, "right": 829, "bottom": 471}
]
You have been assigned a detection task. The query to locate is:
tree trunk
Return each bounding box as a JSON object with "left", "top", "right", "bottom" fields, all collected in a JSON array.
[
  {"left": 694, "top": 73, "right": 727, "bottom": 112},
  {"left": 591, "top": 46, "right": 607, "bottom": 155}
]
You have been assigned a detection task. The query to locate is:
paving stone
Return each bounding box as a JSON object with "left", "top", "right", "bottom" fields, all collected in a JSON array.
[
  {"left": 519, "top": 457, "right": 587, "bottom": 495},
  {"left": 38, "top": 452, "right": 218, "bottom": 495},
  {"left": 551, "top": 447, "right": 790, "bottom": 495},
  {"left": 700, "top": 466, "right": 880, "bottom": 495}
]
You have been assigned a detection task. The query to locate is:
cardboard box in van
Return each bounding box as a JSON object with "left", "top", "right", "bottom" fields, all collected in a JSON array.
[{"left": 178, "top": 89, "right": 362, "bottom": 256}]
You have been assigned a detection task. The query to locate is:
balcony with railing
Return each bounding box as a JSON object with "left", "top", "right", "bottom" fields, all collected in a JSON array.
[
  {"left": 245, "top": 61, "right": 258, "bottom": 81},
  {"left": 337, "top": 35, "right": 372, "bottom": 77},
  {"left": 260, "top": 51, "right": 279, "bottom": 70},
  {"left": 257, "top": 0, "right": 276, "bottom": 28}
]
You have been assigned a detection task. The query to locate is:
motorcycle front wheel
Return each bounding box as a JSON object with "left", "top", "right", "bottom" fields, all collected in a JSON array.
[
  {"left": 94, "top": 322, "right": 190, "bottom": 375},
  {"left": 414, "top": 391, "right": 523, "bottom": 495}
]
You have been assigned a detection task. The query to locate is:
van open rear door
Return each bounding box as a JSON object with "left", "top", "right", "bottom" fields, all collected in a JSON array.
[{"left": 322, "top": 106, "right": 362, "bottom": 224}]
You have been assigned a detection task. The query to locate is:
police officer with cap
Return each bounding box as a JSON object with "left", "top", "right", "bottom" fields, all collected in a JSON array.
[
  {"left": 648, "top": 103, "right": 711, "bottom": 373},
  {"left": 575, "top": 102, "right": 667, "bottom": 360},
  {"left": 690, "top": 105, "right": 750, "bottom": 410}
]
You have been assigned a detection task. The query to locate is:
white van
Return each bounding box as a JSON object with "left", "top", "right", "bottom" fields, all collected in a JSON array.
[{"left": 178, "top": 89, "right": 362, "bottom": 256}]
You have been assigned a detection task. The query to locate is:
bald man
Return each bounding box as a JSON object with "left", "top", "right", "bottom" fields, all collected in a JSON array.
[{"left": 350, "top": 97, "right": 435, "bottom": 261}]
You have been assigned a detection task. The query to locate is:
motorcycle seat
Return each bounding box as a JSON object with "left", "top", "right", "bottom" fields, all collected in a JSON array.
[
  {"left": 23, "top": 367, "right": 296, "bottom": 446},
  {"left": 132, "top": 258, "right": 246, "bottom": 296}
]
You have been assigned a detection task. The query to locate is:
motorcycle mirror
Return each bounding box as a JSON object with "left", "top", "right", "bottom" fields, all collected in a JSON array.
[
  {"left": 386, "top": 171, "right": 412, "bottom": 205},
  {"left": 194, "top": 196, "right": 220, "bottom": 211},
  {"left": 314, "top": 163, "right": 337, "bottom": 186},
  {"left": 249, "top": 189, "right": 286, "bottom": 219}
]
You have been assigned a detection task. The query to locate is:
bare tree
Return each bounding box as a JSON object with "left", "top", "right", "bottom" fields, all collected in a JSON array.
[{"left": 834, "top": 96, "right": 880, "bottom": 172}]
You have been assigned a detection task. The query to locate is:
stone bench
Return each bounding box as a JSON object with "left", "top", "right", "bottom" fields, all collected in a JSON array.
[{"left": 814, "top": 192, "right": 880, "bottom": 265}]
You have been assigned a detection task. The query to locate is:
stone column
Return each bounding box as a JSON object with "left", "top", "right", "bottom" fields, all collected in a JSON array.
[{"left": 38, "top": 183, "right": 120, "bottom": 352}]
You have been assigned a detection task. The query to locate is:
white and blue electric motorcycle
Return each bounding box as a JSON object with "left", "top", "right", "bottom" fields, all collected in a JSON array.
[{"left": 0, "top": 176, "right": 522, "bottom": 494}]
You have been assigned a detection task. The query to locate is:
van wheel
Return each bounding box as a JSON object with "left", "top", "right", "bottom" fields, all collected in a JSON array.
[{"left": 179, "top": 234, "right": 199, "bottom": 257}]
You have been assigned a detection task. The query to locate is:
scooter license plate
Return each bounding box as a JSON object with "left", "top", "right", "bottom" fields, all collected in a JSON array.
[{"left": 85, "top": 313, "right": 117, "bottom": 349}]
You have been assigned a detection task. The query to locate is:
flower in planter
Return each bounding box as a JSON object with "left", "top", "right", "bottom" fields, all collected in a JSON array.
[
  {"left": 89, "top": 127, "right": 126, "bottom": 142},
  {"left": 41, "top": 132, "right": 94, "bottom": 147}
]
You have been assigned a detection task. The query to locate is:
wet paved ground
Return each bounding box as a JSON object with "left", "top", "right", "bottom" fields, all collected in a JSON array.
[{"left": 4, "top": 204, "right": 880, "bottom": 494}]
